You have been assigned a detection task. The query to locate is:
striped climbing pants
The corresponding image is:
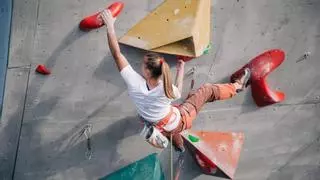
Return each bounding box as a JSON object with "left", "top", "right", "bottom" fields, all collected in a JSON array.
[{"left": 162, "top": 83, "right": 237, "bottom": 149}]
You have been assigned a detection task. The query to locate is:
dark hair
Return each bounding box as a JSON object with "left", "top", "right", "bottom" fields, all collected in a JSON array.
[{"left": 144, "top": 52, "right": 175, "bottom": 99}]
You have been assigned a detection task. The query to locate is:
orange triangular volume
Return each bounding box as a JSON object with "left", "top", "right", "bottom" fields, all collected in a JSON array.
[
  {"left": 181, "top": 130, "right": 244, "bottom": 179},
  {"left": 119, "top": 0, "right": 211, "bottom": 57}
]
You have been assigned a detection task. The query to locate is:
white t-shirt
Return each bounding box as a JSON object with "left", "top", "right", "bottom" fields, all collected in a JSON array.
[{"left": 120, "top": 65, "right": 181, "bottom": 131}]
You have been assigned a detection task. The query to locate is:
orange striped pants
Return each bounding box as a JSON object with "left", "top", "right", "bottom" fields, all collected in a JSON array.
[{"left": 163, "top": 83, "right": 237, "bottom": 149}]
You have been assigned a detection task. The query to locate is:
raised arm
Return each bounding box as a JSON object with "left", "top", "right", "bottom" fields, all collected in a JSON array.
[
  {"left": 101, "top": 10, "right": 129, "bottom": 71},
  {"left": 175, "top": 60, "right": 185, "bottom": 94}
]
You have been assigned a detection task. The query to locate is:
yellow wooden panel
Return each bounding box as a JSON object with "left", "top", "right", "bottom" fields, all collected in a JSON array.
[
  {"left": 119, "top": 0, "right": 199, "bottom": 50},
  {"left": 152, "top": 37, "right": 195, "bottom": 57},
  {"left": 119, "top": 0, "right": 211, "bottom": 57},
  {"left": 193, "top": 0, "right": 211, "bottom": 57}
]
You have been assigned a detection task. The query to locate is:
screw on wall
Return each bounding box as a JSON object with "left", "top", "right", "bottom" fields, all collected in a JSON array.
[
  {"left": 296, "top": 51, "right": 311, "bottom": 63},
  {"left": 79, "top": 124, "right": 93, "bottom": 160}
]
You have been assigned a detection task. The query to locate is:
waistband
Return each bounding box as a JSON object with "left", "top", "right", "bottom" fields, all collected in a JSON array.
[{"left": 154, "top": 106, "right": 174, "bottom": 131}]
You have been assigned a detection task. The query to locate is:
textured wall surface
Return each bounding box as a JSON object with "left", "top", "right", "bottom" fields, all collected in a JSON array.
[{"left": 1, "top": 0, "right": 320, "bottom": 179}]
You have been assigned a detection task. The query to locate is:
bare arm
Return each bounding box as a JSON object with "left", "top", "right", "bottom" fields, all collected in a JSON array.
[
  {"left": 106, "top": 28, "right": 129, "bottom": 71},
  {"left": 175, "top": 60, "right": 185, "bottom": 94},
  {"left": 101, "top": 10, "right": 129, "bottom": 71}
]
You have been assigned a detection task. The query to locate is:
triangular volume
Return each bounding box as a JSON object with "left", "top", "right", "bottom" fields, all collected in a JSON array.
[
  {"left": 192, "top": 0, "right": 211, "bottom": 57},
  {"left": 119, "top": 0, "right": 211, "bottom": 57},
  {"left": 181, "top": 130, "right": 244, "bottom": 179},
  {"left": 100, "top": 153, "right": 165, "bottom": 180},
  {"left": 151, "top": 37, "right": 195, "bottom": 57}
]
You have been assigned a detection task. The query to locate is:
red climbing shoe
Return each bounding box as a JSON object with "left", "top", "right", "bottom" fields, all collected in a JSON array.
[
  {"left": 233, "top": 68, "right": 251, "bottom": 93},
  {"left": 36, "top": 64, "right": 51, "bottom": 75},
  {"left": 231, "top": 49, "right": 286, "bottom": 106},
  {"left": 79, "top": 2, "right": 124, "bottom": 31}
]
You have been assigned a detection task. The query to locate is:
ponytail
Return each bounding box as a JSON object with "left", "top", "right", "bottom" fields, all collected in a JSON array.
[
  {"left": 144, "top": 52, "right": 175, "bottom": 99},
  {"left": 162, "top": 61, "right": 175, "bottom": 99}
]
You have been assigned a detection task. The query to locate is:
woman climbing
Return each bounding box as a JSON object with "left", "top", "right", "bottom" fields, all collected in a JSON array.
[{"left": 100, "top": 10, "right": 251, "bottom": 152}]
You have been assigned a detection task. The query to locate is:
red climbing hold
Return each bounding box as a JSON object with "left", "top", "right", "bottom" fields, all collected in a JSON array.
[
  {"left": 79, "top": 2, "right": 124, "bottom": 31},
  {"left": 231, "top": 49, "right": 286, "bottom": 107},
  {"left": 194, "top": 149, "right": 218, "bottom": 175},
  {"left": 108, "top": 2, "right": 124, "bottom": 17},
  {"left": 36, "top": 64, "right": 51, "bottom": 75},
  {"left": 251, "top": 78, "right": 285, "bottom": 107}
]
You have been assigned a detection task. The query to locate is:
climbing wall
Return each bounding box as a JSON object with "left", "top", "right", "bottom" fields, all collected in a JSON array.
[{"left": 0, "top": 0, "right": 320, "bottom": 180}]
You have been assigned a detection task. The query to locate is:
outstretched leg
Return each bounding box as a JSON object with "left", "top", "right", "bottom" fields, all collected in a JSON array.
[
  {"left": 184, "top": 83, "right": 237, "bottom": 112},
  {"left": 171, "top": 68, "right": 251, "bottom": 151},
  {"left": 182, "top": 68, "right": 251, "bottom": 123}
]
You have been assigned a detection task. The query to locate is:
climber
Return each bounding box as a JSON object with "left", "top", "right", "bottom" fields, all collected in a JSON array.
[{"left": 100, "top": 10, "right": 251, "bottom": 152}]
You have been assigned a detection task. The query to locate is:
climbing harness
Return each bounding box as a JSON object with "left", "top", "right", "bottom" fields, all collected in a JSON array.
[{"left": 140, "top": 122, "right": 169, "bottom": 149}]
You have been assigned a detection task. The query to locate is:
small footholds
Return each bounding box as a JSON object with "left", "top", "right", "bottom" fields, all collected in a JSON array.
[
  {"left": 188, "top": 134, "right": 200, "bottom": 142},
  {"left": 203, "top": 43, "right": 212, "bottom": 55}
]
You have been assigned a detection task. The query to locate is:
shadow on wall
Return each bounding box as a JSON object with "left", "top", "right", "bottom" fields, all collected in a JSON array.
[
  {"left": 0, "top": 95, "right": 61, "bottom": 179},
  {"left": 240, "top": 88, "right": 259, "bottom": 114},
  {"left": 0, "top": 25, "right": 86, "bottom": 179},
  {"left": 93, "top": 44, "right": 147, "bottom": 88},
  {"left": 2, "top": 25, "right": 141, "bottom": 179},
  {"left": 14, "top": 94, "right": 141, "bottom": 179},
  {"left": 46, "top": 26, "right": 87, "bottom": 69},
  {"left": 36, "top": 116, "right": 140, "bottom": 179}
]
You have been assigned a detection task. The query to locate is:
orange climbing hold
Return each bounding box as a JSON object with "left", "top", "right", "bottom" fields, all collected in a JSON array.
[
  {"left": 181, "top": 130, "right": 244, "bottom": 179},
  {"left": 79, "top": 2, "right": 124, "bottom": 31}
]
